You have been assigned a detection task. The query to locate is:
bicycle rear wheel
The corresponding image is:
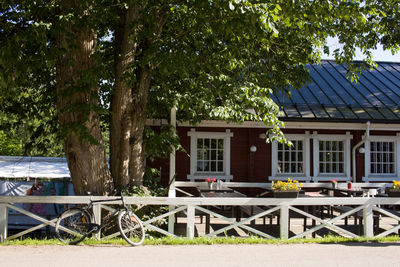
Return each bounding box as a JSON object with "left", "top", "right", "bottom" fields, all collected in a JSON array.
[
  {"left": 118, "top": 210, "right": 145, "bottom": 246},
  {"left": 55, "top": 208, "right": 91, "bottom": 245}
]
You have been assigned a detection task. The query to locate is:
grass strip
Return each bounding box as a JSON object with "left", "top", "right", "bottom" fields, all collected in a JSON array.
[{"left": 1, "top": 235, "right": 399, "bottom": 246}]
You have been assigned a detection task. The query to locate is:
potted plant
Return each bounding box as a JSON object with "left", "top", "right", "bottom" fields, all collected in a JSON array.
[
  {"left": 330, "top": 179, "right": 338, "bottom": 189},
  {"left": 272, "top": 178, "right": 303, "bottom": 198},
  {"left": 387, "top": 180, "right": 400, "bottom": 197},
  {"left": 206, "top": 177, "right": 216, "bottom": 189}
]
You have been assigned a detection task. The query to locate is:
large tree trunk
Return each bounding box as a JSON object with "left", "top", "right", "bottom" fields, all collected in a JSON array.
[
  {"left": 56, "top": 0, "right": 113, "bottom": 195},
  {"left": 129, "top": 69, "right": 152, "bottom": 187},
  {"left": 110, "top": 4, "right": 168, "bottom": 189},
  {"left": 110, "top": 6, "right": 138, "bottom": 188}
]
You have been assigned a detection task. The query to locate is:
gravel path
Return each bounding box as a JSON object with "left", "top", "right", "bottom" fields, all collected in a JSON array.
[{"left": 1, "top": 243, "right": 400, "bottom": 267}]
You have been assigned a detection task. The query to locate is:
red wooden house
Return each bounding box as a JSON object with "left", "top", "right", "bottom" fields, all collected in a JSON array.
[{"left": 150, "top": 60, "right": 400, "bottom": 187}]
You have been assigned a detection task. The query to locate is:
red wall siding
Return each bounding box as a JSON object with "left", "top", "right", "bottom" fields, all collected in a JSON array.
[{"left": 149, "top": 126, "right": 399, "bottom": 186}]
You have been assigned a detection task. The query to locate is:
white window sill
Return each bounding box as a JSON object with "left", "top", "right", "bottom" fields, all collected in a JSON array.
[
  {"left": 269, "top": 176, "right": 311, "bottom": 182},
  {"left": 362, "top": 176, "right": 398, "bottom": 182},
  {"left": 312, "top": 176, "right": 350, "bottom": 182}
]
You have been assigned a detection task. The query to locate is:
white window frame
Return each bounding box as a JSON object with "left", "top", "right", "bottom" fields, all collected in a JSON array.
[
  {"left": 270, "top": 132, "right": 311, "bottom": 182},
  {"left": 187, "top": 128, "right": 233, "bottom": 181},
  {"left": 312, "top": 131, "right": 352, "bottom": 182},
  {"left": 363, "top": 134, "right": 400, "bottom": 182}
]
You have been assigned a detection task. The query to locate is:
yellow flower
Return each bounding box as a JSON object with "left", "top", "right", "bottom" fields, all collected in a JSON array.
[
  {"left": 392, "top": 180, "right": 400, "bottom": 190},
  {"left": 272, "top": 178, "right": 302, "bottom": 191}
]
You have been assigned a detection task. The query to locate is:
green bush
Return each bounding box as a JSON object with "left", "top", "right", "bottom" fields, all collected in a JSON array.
[{"left": 0, "top": 130, "right": 23, "bottom": 156}]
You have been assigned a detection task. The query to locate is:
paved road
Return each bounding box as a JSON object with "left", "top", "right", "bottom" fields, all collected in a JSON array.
[{"left": 1, "top": 243, "right": 399, "bottom": 267}]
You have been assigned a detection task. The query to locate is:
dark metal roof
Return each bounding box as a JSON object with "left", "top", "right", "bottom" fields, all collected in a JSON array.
[{"left": 272, "top": 60, "right": 400, "bottom": 123}]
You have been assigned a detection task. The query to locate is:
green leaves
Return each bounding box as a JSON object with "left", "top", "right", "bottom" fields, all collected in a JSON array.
[{"left": 2, "top": 0, "right": 400, "bottom": 159}]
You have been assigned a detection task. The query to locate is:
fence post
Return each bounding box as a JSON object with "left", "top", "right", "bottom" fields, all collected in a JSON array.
[
  {"left": 168, "top": 188, "right": 176, "bottom": 235},
  {"left": 363, "top": 203, "right": 374, "bottom": 238},
  {"left": 280, "top": 204, "right": 289, "bottom": 239},
  {"left": 93, "top": 204, "right": 102, "bottom": 240},
  {"left": 0, "top": 204, "right": 7, "bottom": 242},
  {"left": 186, "top": 205, "right": 195, "bottom": 239}
]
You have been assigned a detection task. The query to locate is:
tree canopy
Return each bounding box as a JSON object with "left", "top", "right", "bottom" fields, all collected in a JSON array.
[{"left": 1, "top": 0, "right": 399, "bottom": 195}]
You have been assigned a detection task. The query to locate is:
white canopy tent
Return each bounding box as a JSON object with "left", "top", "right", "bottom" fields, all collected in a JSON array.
[
  {"left": 0, "top": 156, "right": 73, "bottom": 229},
  {"left": 0, "top": 156, "right": 70, "bottom": 179}
]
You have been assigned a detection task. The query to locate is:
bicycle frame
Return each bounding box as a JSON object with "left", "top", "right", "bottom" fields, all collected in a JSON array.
[{"left": 83, "top": 196, "right": 130, "bottom": 233}]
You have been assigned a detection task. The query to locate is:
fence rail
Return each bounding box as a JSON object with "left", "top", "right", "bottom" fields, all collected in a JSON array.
[{"left": 1, "top": 196, "right": 400, "bottom": 241}]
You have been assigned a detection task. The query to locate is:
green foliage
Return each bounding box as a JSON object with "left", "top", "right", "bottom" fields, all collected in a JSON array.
[
  {"left": 144, "top": 125, "right": 183, "bottom": 161},
  {"left": 0, "top": 130, "right": 23, "bottom": 156},
  {"left": 0, "top": 86, "right": 63, "bottom": 157}
]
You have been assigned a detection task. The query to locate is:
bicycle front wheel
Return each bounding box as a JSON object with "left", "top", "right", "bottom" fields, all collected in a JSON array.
[
  {"left": 118, "top": 210, "right": 145, "bottom": 246},
  {"left": 55, "top": 208, "right": 91, "bottom": 245}
]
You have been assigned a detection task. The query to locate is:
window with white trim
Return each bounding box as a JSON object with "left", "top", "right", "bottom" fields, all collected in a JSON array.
[
  {"left": 370, "top": 141, "right": 395, "bottom": 174},
  {"left": 270, "top": 133, "right": 310, "bottom": 181},
  {"left": 187, "top": 129, "right": 233, "bottom": 181},
  {"left": 196, "top": 138, "right": 224, "bottom": 173},
  {"left": 278, "top": 140, "right": 304, "bottom": 174},
  {"left": 364, "top": 135, "right": 400, "bottom": 181},
  {"left": 318, "top": 140, "right": 345, "bottom": 174},
  {"left": 312, "top": 132, "right": 352, "bottom": 182}
]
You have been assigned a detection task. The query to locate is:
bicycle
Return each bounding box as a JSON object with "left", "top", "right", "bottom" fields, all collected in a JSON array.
[{"left": 55, "top": 195, "right": 145, "bottom": 246}]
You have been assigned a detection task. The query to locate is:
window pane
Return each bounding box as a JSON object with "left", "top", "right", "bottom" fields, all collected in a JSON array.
[
  {"left": 211, "top": 139, "right": 216, "bottom": 149},
  {"left": 204, "top": 139, "right": 210, "bottom": 148},
  {"left": 204, "top": 162, "right": 209, "bottom": 171},
  {"left": 291, "top": 152, "right": 296, "bottom": 161},
  {"left": 197, "top": 139, "right": 203, "bottom": 149},
  {"left": 218, "top": 139, "right": 224, "bottom": 149},
  {"left": 197, "top": 162, "right": 203, "bottom": 172},
  {"left": 291, "top": 163, "right": 296, "bottom": 172},
  {"left": 278, "top": 152, "right": 283, "bottom": 161},
  {"left": 217, "top": 162, "right": 223, "bottom": 172},
  {"left": 332, "top": 163, "right": 337, "bottom": 173},
  {"left": 211, "top": 150, "right": 216, "bottom": 160},
  {"left": 298, "top": 163, "right": 303, "bottom": 173},
  {"left": 211, "top": 162, "right": 216, "bottom": 172},
  {"left": 278, "top": 143, "right": 283, "bottom": 150},
  {"left": 389, "top": 164, "right": 394, "bottom": 173},
  {"left": 332, "top": 141, "right": 337, "bottom": 150},
  {"left": 297, "top": 141, "right": 303, "bottom": 150},
  {"left": 284, "top": 163, "right": 289, "bottom": 173},
  {"left": 339, "top": 163, "right": 344, "bottom": 173}
]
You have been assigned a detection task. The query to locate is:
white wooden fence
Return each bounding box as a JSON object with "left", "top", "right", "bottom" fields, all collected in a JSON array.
[{"left": 1, "top": 195, "right": 400, "bottom": 242}]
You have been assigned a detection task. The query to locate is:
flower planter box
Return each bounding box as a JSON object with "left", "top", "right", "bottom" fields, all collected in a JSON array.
[
  {"left": 387, "top": 190, "right": 400, "bottom": 197},
  {"left": 273, "top": 190, "right": 300, "bottom": 198}
]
